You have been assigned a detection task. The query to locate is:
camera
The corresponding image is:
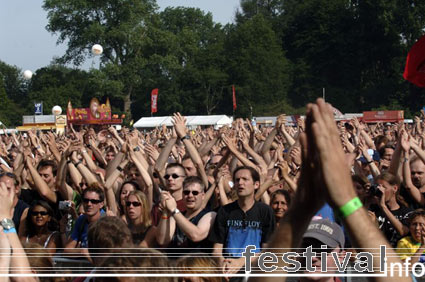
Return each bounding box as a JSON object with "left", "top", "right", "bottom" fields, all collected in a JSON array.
[
  {"left": 59, "top": 201, "right": 72, "bottom": 210},
  {"left": 369, "top": 184, "right": 383, "bottom": 198}
]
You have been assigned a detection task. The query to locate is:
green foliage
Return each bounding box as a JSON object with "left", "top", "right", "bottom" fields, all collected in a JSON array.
[
  {"left": 225, "top": 14, "right": 291, "bottom": 117},
  {"left": 1, "top": 0, "right": 424, "bottom": 126}
]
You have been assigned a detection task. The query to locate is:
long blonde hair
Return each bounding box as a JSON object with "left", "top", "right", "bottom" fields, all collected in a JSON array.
[{"left": 126, "top": 190, "right": 152, "bottom": 230}]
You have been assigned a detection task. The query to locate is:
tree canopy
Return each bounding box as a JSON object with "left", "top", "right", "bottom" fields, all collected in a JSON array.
[{"left": 1, "top": 0, "right": 425, "bottom": 127}]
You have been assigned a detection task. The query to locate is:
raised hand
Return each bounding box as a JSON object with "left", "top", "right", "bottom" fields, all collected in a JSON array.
[{"left": 172, "top": 113, "right": 187, "bottom": 138}]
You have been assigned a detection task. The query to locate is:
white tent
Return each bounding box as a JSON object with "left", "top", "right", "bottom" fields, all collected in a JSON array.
[{"left": 133, "top": 115, "right": 233, "bottom": 129}]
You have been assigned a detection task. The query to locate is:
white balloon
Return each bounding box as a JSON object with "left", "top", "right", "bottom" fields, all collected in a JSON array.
[
  {"left": 23, "top": 70, "right": 33, "bottom": 80},
  {"left": 91, "top": 44, "right": 103, "bottom": 55},
  {"left": 52, "top": 105, "right": 62, "bottom": 116}
]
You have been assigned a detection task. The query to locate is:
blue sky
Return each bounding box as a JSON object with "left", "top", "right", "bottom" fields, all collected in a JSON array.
[{"left": 0, "top": 0, "right": 240, "bottom": 72}]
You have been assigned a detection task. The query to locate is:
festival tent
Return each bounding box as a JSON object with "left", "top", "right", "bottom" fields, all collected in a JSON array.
[{"left": 133, "top": 115, "right": 233, "bottom": 129}]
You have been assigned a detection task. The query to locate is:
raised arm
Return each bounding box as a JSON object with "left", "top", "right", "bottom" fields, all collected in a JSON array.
[
  {"left": 173, "top": 113, "right": 209, "bottom": 188},
  {"left": 25, "top": 157, "right": 57, "bottom": 204}
]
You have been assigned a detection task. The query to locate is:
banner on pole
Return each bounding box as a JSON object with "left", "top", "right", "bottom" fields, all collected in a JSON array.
[{"left": 151, "top": 88, "right": 159, "bottom": 113}]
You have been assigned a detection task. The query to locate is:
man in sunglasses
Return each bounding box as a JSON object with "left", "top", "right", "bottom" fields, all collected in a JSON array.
[
  {"left": 152, "top": 163, "right": 187, "bottom": 225},
  {"left": 64, "top": 186, "right": 105, "bottom": 261},
  {"left": 157, "top": 176, "right": 216, "bottom": 256}
]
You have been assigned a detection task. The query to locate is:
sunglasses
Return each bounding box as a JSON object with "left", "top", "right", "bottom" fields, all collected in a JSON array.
[
  {"left": 31, "top": 211, "right": 49, "bottom": 216},
  {"left": 164, "top": 174, "right": 184, "bottom": 180},
  {"left": 126, "top": 201, "right": 142, "bottom": 207},
  {"left": 183, "top": 190, "right": 201, "bottom": 196},
  {"left": 82, "top": 198, "right": 102, "bottom": 204},
  {"left": 153, "top": 172, "right": 159, "bottom": 178}
]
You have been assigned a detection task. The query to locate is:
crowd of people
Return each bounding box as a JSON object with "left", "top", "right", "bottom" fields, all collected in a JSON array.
[{"left": 0, "top": 99, "right": 424, "bottom": 281}]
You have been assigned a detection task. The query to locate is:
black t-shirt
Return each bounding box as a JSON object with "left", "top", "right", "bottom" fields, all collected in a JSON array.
[
  {"left": 371, "top": 204, "right": 413, "bottom": 247},
  {"left": 13, "top": 199, "right": 29, "bottom": 232},
  {"left": 209, "top": 200, "right": 275, "bottom": 257}
]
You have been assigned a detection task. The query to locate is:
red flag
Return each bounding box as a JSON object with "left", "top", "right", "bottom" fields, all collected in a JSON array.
[
  {"left": 151, "top": 88, "right": 158, "bottom": 113},
  {"left": 404, "top": 35, "right": 425, "bottom": 88},
  {"left": 232, "top": 85, "right": 237, "bottom": 111}
]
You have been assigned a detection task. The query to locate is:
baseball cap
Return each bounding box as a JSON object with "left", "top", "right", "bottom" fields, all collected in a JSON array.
[{"left": 303, "top": 219, "right": 345, "bottom": 249}]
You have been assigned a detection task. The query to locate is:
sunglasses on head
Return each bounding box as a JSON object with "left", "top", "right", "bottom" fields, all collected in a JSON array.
[
  {"left": 183, "top": 190, "right": 201, "bottom": 196},
  {"left": 126, "top": 201, "right": 142, "bottom": 207},
  {"left": 164, "top": 174, "right": 184, "bottom": 180},
  {"left": 31, "top": 211, "right": 49, "bottom": 216},
  {"left": 82, "top": 198, "right": 102, "bottom": 204}
]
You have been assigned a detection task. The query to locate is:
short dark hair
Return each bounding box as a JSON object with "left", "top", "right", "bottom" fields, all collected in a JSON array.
[
  {"left": 83, "top": 186, "right": 105, "bottom": 202},
  {"left": 233, "top": 166, "right": 260, "bottom": 183},
  {"left": 37, "top": 159, "right": 57, "bottom": 177},
  {"left": 183, "top": 176, "right": 205, "bottom": 192},
  {"left": 166, "top": 163, "right": 186, "bottom": 176}
]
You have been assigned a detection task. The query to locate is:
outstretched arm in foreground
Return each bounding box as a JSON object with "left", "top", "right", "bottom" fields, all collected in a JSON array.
[{"left": 250, "top": 99, "right": 410, "bottom": 282}]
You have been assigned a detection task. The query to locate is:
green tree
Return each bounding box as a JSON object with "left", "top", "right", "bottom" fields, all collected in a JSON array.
[
  {"left": 225, "top": 14, "right": 291, "bottom": 117},
  {"left": 43, "top": 0, "right": 158, "bottom": 120}
]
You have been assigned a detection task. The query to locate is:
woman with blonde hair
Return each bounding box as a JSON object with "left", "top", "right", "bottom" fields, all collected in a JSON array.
[{"left": 125, "top": 190, "right": 157, "bottom": 247}]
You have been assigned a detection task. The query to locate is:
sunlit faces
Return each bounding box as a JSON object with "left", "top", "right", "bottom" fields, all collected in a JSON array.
[
  {"left": 410, "top": 215, "right": 425, "bottom": 243},
  {"left": 82, "top": 191, "right": 103, "bottom": 217},
  {"left": 30, "top": 205, "right": 51, "bottom": 227},
  {"left": 271, "top": 193, "right": 288, "bottom": 219},
  {"left": 126, "top": 194, "right": 142, "bottom": 221},
  {"left": 234, "top": 169, "right": 259, "bottom": 198},
  {"left": 411, "top": 160, "right": 425, "bottom": 188},
  {"left": 0, "top": 175, "right": 19, "bottom": 195},
  {"left": 382, "top": 147, "right": 394, "bottom": 161},
  {"left": 376, "top": 179, "right": 397, "bottom": 204},
  {"left": 182, "top": 158, "right": 197, "bottom": 177},
  {"left": 183, "top": 182, "right": 204, "bottom": 211},
  {"left": 120, "top": 183, "right": 136, "bottom": 209},
  {"left": 128, "top": 167, "right": 143, "bottom": 185},
  {"left": 38, "top": 166, "right": 56, "bottom": 188},
  {"left": 105, "top": 151, "right": 116, "bottom": 163},
  {"left": 165, "top": 167, "right": 185, "bottom": 191}
]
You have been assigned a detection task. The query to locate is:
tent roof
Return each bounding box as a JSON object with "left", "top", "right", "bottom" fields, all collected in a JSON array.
[{"left": 133, "top": 115, "right": 232, "bottom": 128}]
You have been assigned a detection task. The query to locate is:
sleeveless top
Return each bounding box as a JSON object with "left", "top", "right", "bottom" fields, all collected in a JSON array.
[
  {"left": 168, "top": 208, "right": 212, "bottom": 257},
  {"left": 26, "top": 231, "right": 59, "bottom": 248},
  {"left": 131, "top": 225, "right": 152, "bottom": 245},
  {"left": 13, "top": 200, "right": 29, "bottom": 232}
]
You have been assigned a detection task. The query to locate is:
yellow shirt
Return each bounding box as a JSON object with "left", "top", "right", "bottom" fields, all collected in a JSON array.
[{"left": 396, "top": 236, "right": 425, "bottom": 261}]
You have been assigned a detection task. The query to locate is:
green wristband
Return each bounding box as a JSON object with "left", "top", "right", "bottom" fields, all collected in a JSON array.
[{"left": 339, "top": 197, "right": 363, "bottom": 218}]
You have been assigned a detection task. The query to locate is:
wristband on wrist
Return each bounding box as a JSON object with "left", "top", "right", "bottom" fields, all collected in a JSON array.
[
  {"left": 338, "top": 197, "right": 363, "bottom": 218},
  {"left": 3, "top": 227, "right": 16, "bottom": 234},
  {"left": 117, "top": 166, "right": 123, "bottom": 172},
  {"left": 180, "top": 135, "right": 190, "bottom": 142}
]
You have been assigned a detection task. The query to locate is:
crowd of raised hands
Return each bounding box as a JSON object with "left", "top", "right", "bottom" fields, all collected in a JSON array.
[{"left": 0, "top": 99, "right": 424, "bottom": 281}]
